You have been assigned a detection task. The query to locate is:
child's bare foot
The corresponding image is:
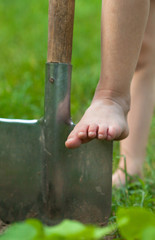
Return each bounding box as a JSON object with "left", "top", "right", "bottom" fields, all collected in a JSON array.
[
  {"left": 65, "top": 89, "right": 130, "bottom": 149},
  {"left": 112, "top": 157, "right": 143, "bottom": 187}
]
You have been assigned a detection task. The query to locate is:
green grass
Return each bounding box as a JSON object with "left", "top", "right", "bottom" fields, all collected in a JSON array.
[
  {"left": 0, "top": 0, "right": 154, "bottom": 238},
  {"left": 0, "top": 0, "right": 102, "bottom": 120}
]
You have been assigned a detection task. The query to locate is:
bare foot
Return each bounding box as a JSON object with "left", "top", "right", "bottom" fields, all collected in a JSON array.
[
  {"left": 65, "top": 89, "right": 130, "bottom": 149},
  {"left": 112, "top": 157, "right": 143, "bottom": 187}
]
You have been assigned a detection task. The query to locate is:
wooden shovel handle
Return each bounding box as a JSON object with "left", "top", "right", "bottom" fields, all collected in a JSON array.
[{"left": 47, "top": 0, "right": 75, "bottom": 63}]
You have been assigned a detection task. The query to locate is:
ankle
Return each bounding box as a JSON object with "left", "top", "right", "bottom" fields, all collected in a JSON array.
[
  {"left": 118, "top": 156, "right": 144, "bottom": 175},
  {"left": 93, "top": 87, "right": 131, "bottom": 114}
]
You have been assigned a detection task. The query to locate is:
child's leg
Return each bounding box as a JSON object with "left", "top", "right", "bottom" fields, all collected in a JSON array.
[
  {"left": 65, "top": 0, "right": 150, "bottom": 149},
  {"left": 113, "top": 0, "right": 155, "bottom": 186}
]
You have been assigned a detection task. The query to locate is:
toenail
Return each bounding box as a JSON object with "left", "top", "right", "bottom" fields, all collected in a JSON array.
[
  {"left": 66, "top": 138, "right": 74, "bottom": 142},
  {"left": 79, "top": 132, "right": 85, "bottom": 136},
  {"left": 89, "top": 132, "right": 95, "bottom": 137},
  {"left": 98, "top": 134, "right": 104, "bottom": 139}
]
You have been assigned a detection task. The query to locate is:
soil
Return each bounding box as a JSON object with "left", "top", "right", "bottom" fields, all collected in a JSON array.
[{"left": 0, "top": 219, "right": 8, "bottom": 234}]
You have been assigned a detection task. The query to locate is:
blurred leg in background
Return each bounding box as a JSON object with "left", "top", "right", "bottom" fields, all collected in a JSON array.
[{"left": 113, "top": 0, "right": 155, "bottom": 187}]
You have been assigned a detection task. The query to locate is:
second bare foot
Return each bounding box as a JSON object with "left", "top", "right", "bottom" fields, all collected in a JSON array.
[{"left": 112, "top": 157, "right": 143, "bottom": 187}]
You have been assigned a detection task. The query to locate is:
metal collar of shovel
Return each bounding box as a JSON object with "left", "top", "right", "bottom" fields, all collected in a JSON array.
[{"left": 0, "top": 0, "right": 113, "bottom": 225}]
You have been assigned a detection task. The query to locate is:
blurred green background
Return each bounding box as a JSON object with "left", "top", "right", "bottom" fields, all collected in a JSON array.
[
  {"left": 0, "top": 0, "right": 101, "bottom": 121},
  {"left": 0, "top": 0, "right": 154, "bottom": 171}
]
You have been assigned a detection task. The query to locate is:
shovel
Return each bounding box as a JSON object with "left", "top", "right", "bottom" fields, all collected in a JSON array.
[{"left": 0, "top": 0, "right": 113, "bottom": 225}]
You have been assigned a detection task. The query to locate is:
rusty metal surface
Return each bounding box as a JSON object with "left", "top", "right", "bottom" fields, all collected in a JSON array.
[{"left": 0, "top": 63, "right": 113, "bottom": 225}]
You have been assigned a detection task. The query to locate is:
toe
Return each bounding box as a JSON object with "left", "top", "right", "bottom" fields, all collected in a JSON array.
[
  {"left": 77, "top": 124, "right": 89, "bottom": 139},
  {"left": 117, "top": 126, "right": 129, "bottom": 140},
  {"left": 88, "top": 124, "right": 98, "bottom": 138},
  {"left": 65, "top": 123, "right": 90, "bottom": 148},
  {"left": 65, "top": 137, "right": 82, "bottom": 149},
  {"left": 107, "top": 126, "right": 121, "bottom": 140},
  {"left": 65, "top": 125, "right": 83, "bottom": 148},
  {"left": 97, "top": 125, "right": 108, "bottom": 139}
]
